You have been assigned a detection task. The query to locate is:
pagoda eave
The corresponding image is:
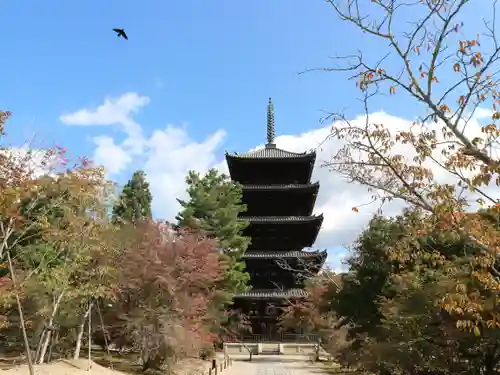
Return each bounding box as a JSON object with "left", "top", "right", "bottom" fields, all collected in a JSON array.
[
  {"left": 240, "top": 214, "right": 323, "bottom": 223},
  {"left": 234, "top": 288, "right": 308, "bottom": 299},
  {"left": 241, "top": 182, "right": 320, "bottom": 192},
  {"left": 243, "top": 249, "right": 327, "bottom": 260},
  {"left": 225, "top": 149, "right": 316, "bottom": 161}
]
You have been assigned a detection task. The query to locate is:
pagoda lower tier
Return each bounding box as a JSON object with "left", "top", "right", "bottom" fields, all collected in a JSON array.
[
  {"left": 231, "top": 291, "right": 306, "bottom": 338},
  {"left": 243, "top": 250, "right": 327, "bottom": 289},
  {"left": 230, "top": 249, "right": 327, "bottom": 338}
]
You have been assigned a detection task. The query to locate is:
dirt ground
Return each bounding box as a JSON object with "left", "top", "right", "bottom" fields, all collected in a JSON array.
[
  {"left": 1, "top": 359, "right": 128, "bottom": 375},
  {"left": 1, "top": 357, "right": 215, "bottom": 375}
]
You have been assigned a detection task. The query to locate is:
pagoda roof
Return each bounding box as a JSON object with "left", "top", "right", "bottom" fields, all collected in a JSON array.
[
  {"left": 243, "top": 249, "right": 327, "bottom": 259},
  {"left": 240, "top": 215, "right": 323, "bottom": 223},
  {"left": 235, "top": 288, "right": 308, "bottom": 299},
  {"left": 242, "top": 182, "right": 319, "bottom": 190},
  {"left": 225, "top": 146, "right": 316, "bottom": 161}
]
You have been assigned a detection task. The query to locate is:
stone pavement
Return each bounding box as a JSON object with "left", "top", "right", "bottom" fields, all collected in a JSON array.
[{"left": 221, "top": 355, "right": 330, "bottom": 375}]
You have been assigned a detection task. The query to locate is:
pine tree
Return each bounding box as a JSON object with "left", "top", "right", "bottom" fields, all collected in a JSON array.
[
  {"left": 112, "top": 170, "right": 152, "bottom": 224},
  {"left": 176, "top": 168, "right": 250, "bottom": 293}
]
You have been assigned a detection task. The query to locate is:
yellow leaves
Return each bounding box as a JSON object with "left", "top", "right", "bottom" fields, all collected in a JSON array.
[
  {"left": 482, "top": 123, "right": 499, "bottom": 132},
  {"left": 492, "top": 112, "right": 500, "bottom": 121},
  {"left": 471, "top": 52, "right": 484, "bottom": 68},
  {"left": 0, "top": 316, "right": 9, "bottom": 330},
  {"left": 455, "top": 283, "right": 466, "bottom": 293},
  {"left": 458, "top": 39, "right": 480, "bottom": 54},
  {"left": 0, "top": 110, "right": 11, "bottom": 136},
  {"left": 439, "top": 104, "right": 450, "bottom": 112},
  {"left": 453, "top": 63, "right": 460, "bottom": 72},
  {"left": 389, "top": 86, "right": 396, "bottom": 95}
]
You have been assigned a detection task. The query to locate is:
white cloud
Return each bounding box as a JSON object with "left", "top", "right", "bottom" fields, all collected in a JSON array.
[
  {"left": 92, "top": 136, "right": 132, "bottom": 175},
  {"left": 143, "top": 125, "right": 226, "bottom": 219},
  {"left": 60, "top": 93, "right": 227, "bottom": 221},
  {"left": 60, "top": 92, "right": 499, "bottom": 269},
  {"left": 60, "top": 92, "right": 149, "bottom": 173}
]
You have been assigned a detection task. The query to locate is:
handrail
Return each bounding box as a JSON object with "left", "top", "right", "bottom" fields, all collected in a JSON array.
[{"left": 222, "top": 333, "right": 319, "bottom": 343}]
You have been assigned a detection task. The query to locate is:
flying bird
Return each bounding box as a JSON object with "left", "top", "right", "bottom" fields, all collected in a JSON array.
[{"left": 112, "top": 28, "right": 128, "bottom": 40}]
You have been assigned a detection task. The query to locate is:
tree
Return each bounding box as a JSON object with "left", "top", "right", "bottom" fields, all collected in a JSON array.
[
  {"left": 1, "top": 114, "right": 120, "bottom": 369},
  {"left": 279, "top": 270, "right": 345, "bottom": 359},
  {"left": 108, "top": 221, "right": 224, "bottom": 371},
  {"left": 177, "top": 169, "right": 249, "bottom": 253},
  {"left": 176, "top": 169, "right": 250, "bottom": 294},
  {"left": 112, "top": 170, "right": 152, "bottom": 224},
  {"left": 176, "top": 169, "right": 250, "bottom": 343},
  {"left": 319, "top": 0, "right": 500, "bottom": 329},
  {"left": 314, "top": 212, "right": 500, "bottom": 375},
  {"left": 0, "top": 114, "right": 71, "bottom": 374}
]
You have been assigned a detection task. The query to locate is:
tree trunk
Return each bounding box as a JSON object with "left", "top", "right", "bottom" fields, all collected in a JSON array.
[
  {"left": 38, "top": 331, "right": 52, "bottom": 364},
  {"left": 35, "top": 329, "right": 46, "bottom": 362},
  {"left": 6, "top": 248, "right": 35, "bottom": 375},
  {"left": 96, "top": 302, "right": 111, "bottom": 356},
  {"left": 38, "top": 289, "right": 66, "bottom": 364},
  {"left": 74, "top": 302, "right": 93, "bottom": 360},
  {"left": 87, "top": 303, "right": 92, "bottom": 370}
]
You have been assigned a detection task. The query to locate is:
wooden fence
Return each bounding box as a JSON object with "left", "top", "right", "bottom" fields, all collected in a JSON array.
[{"left": 204, "top": 356, "right": 232, "bottom": 375}]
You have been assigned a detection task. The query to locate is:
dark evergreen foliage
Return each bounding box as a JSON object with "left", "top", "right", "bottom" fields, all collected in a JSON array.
[{"left": 112, "top": 170, "right": 152, "bottom": 224}]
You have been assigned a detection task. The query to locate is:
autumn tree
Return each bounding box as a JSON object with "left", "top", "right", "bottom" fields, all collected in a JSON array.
[
  {"left": 0, "top": 113, "right": 71, "bottom": 372},
  {"left": 313, "top": 212, "right": 500, "bottom": 375},
  {"left": 0, "top": 113, "right": 121, "bottom": 369},
  {"left": 319, "top": 0, "right": 500, "bottom": 330},
  {"left": 279, "top": 270, "right": 345, "bottom": 357},
  {"left": 109, "top": 221, "right": 224, "bottom": 371},
  {"left": 112, "top": 170, "right": 152, "bottom": 224}
]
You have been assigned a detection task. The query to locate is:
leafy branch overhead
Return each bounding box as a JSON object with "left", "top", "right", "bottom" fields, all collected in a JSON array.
[{"left": 317, "top": 0, "right": 500, "bottom": 329}]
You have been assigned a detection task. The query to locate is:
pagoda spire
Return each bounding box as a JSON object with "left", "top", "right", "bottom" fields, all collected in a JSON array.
[{"left": 266, "top": 97, "right": 276, "bottom": 148}]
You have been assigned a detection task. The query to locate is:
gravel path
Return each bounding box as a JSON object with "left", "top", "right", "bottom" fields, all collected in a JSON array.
[{"left": 223, "top": 355, "right": 329, "bottom": 375}]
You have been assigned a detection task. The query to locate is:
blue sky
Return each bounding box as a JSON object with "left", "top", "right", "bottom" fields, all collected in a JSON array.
[
  {"left": 0, "top": 0, "right": 493, "bottom": 271},
  {"left": 1, "top": 0, "right": 405, "bottom": 149}
]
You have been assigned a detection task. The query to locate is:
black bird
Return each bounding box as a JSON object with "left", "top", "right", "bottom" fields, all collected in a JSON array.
[{"left": 112, "top": 28, "right": 128, "bottom": 40}]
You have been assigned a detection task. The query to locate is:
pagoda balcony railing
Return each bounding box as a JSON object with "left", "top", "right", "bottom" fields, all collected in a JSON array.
[{"left": 222, "top": 333, "right": 319, "bottom": 343}]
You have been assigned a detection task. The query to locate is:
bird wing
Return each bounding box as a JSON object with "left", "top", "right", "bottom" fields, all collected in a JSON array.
[
  {"left": 112, "top": 28, "right": 121, "bottom": 33},
  {"left": 122, "top": 31, "right": 129, "bottom": 40}
]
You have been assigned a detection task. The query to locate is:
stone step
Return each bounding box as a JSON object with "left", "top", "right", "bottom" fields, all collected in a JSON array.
[{"left": 260, "top": 343, "right": 280, "bottom": 354}]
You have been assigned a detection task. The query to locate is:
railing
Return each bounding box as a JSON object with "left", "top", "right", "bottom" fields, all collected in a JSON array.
[{"left": 223, "top": 333, "right": 319, "bottom": 343}]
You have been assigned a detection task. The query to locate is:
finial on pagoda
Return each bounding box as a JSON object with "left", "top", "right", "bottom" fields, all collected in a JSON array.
[{"left": 266, "top": 97, "right": 276, "bottom": 148}]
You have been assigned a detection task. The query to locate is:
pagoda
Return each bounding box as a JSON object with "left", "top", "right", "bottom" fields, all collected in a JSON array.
[{"left": 225, "top": 98, "right": 327, "bottom": 341}]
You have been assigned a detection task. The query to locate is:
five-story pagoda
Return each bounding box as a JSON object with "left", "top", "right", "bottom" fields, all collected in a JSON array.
[{"left": 225, "top": 99, "right": 327, "bottom": 341}]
